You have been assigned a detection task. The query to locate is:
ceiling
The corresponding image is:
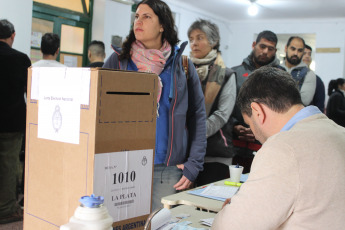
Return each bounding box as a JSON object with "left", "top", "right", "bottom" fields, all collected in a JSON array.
[{"left": 169, "top": 0, "right": 345, "bottom": 21}]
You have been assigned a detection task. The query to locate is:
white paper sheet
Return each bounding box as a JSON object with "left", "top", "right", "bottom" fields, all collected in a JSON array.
[
  {"left": 200, "top": 184, "right": 239, "bottom": 199},
  {"left": 93, "top": 149, "right": 153, "bottom": 222},
  {"left": 31, "top": 67, "right": 90, "bottom": 106},
  {"left": 152, "top": 208, "right": 172, "bottom": 230},
  {"left": 37, "top": 67, "right": 81, "bottom": 144},
  {"left": 63, "top": 55, "right": 78, "bottom": 67}
]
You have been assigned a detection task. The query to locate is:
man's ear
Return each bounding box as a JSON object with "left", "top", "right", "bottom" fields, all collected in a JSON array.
[
  {"left": 285, "top": 45, "right": 288, "bottom": 53},
  {"left": 252, "top": 41, "right": 256, "bottom": 50},
  {"left": 88, "top": 50, "right": 91, "bottom": 59},
  {"left": 251, "top": 102, "right": 266, "bottom": 124}
]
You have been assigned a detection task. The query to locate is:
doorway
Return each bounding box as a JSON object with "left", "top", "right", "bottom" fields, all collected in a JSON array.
[{"left": 31, "top": 1, "right": 92, "bottom": 67}]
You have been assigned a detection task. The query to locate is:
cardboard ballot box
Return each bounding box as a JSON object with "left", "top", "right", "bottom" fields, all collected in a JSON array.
[{"left": 24, "top": 67, "right": 158, "bottom": 230}]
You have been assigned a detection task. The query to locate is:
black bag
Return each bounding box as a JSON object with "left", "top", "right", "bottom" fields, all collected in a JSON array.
[{"left": 206, "top": 118, "right": 234, "bottom": 158}]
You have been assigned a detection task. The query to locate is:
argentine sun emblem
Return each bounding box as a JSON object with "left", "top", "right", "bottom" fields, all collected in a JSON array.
[{"left": 52, "top": 105, "right": 62, "bottom": 132}]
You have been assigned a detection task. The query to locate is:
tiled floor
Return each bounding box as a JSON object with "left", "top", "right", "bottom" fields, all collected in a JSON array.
[
  {"left": 0, "top": 220, "right": 23, "bottom": 230},
  {"left": 0, "top": 159, "right": 24, "bottom": 230},
  {"left": 0, "top": 198, "right": 23, "bottom": 230}
]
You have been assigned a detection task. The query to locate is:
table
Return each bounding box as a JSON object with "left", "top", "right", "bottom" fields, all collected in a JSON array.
[
  {"left": 161, "top": 179, "right": 230, "bottom": 213},
  {"left": 169, "top": 205, "right": 216, "bottom": 228}
]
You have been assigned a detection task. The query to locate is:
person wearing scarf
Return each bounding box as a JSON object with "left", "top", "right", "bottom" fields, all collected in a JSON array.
[
  {"left": 188, "top": 19, "right": 237, "bottom": 186},
  {"left": 103, "top": 0, "right": 206, "bottom": 211}
]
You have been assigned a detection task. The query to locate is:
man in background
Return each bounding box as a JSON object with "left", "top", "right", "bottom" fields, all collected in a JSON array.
[
  {"left": 87, "top": 40, "right": 105, "bottom": 67},
  {"left": 282, "top": 36, "right": 317, "bottom": 107},
  {"left": 231, "top": 30, "right": 284, "bottom": 173},
  {"left": 32, "top": 33, "right": 66, "bottom": 67},
  {"left": 302, "top": 44, "right": 325, "bottom": 112},
  {"left": 212, "top": 66, "right": 345, "bottom": 229},
  {"left": 0, "top": 19, "right": 31, "bottom": 224}
]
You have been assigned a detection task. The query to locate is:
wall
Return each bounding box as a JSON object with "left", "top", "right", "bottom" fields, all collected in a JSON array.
[
  {"left": 92, "top": 0, "right": 132, "bottom": 60},
  {"left": 92, "top": 0, "right": 345, "bottom": 92},
  {"left": 165, "top": 0, "right": 233, "bottom": 65},
  {"left": 226, "top": 18, "right": 345, "bottom": 90},
  {"left": 0, "top": 0, "right": 33, "bottom": 56},
  {"left": 164, "top": 1, "right": 345, "bottom": 98}
]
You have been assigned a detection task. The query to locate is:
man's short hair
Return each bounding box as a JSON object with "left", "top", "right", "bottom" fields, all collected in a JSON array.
[
  {"left": 0, "top": 19, "right": 15, "bottom": 39},
  {"left": 286, "top": 36, "right": 305, "bottom": 48},
  {"left": 88, "top": 40, "right": 105, "bottom": 57},
  {"left": 255, "top": 30, "right": 278, "bottom": 45},
  {"left": 41, "top": 33, "right": 60, "bottom": 55},
  {"left": 237, "top": 66, "right": 302, "bottom": 116},
  {"left": 305, "top": 44, "right": 312, "bottom": 51}
]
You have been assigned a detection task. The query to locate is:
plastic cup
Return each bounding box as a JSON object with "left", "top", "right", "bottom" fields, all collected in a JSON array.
[{"left": 229, "top": 165, "right": 244, "bottom": 183}]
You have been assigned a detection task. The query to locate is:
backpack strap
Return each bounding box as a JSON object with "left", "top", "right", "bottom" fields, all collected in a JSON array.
[{"left": 182, "top": 55, "right": 189, "bottom": 79}]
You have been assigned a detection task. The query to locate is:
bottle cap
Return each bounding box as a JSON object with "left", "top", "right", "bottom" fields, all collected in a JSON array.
[{"left": 79, "top": 194, "right": 104, "bottom": 208}]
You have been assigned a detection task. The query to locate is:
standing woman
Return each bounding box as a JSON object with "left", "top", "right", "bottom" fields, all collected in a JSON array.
[
  {"left": 103, "top": 0, "right": 206, "bottom": 210},
  {"left": 188, "top": 19, "right": 237, "bottom": 186},
  {"left": 326, "top": 78, "right": 345, "bottom": 127}
]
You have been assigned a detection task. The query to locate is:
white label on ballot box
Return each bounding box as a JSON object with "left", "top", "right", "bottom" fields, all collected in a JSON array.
[
  {"left": 37, "top": 67, "right": 82, "bottom": 144},
  {"left": 94, "top": 149, "right": 153, "bottom": 222}
]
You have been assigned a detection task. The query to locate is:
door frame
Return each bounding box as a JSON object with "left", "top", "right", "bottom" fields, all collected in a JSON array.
[{"left": 32, "top": 1, "right": 93, "bottom": 66}]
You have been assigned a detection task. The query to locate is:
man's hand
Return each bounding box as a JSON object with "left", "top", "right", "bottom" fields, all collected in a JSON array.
[
  {"left": 173, "top": 164, "right": 193, "bottom": 190},
  {"left": 222, "top": 198, "right": 231, "bottom": 209},
  {"left": 234, "top": 125, "right": 255, "bottom": 142}
]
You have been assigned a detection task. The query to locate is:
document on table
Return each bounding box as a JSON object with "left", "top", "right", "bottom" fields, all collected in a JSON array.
[
  {"left": 200, "top": 218, "right": 214, "bottom": 227},
  {"left": 188, "top": 184, "right": 239, "bottom": 201},
  {"left": 201, "top": 184, "right": 239, "bottom": 199}
]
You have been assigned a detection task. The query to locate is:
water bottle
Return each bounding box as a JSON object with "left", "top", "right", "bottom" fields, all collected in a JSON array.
[{"left": 60, "top": 194, "right": 113, "bottom": 230}]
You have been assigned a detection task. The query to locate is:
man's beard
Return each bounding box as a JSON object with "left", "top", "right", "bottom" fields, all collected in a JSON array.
[
  {"left": 286, "top": 54, "right": 302, "bottom": 66},
  {"left": 253, "top": 54, "right": 275, "bottom": 67}
]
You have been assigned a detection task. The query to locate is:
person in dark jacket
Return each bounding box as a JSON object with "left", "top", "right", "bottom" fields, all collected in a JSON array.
[
  {"left": 103, "top": 0, "right": 206, "bottom": 211},
  {"left": 231, "top": 30, "right": 284, "bottom": 173},
  {"left": 188, "top": 19, "right": 236, "bottom": 186},
  {"left": 87, "top": 40, "right": 105, "bottom": 67},
  {"left": 0, "top": 19, "right": 31, "bottom": 224},
  {"left": 326, "top": 78, "right": 345, "bottom": 127},
  {"left": 303, "top": 44, "right": 326, "bottom": 113}
]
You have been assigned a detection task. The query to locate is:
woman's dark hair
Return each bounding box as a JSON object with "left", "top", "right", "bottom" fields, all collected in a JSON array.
[
  {"left": 328, "top": 78, "right": 345, "bottom": 96},
  {"left": 119, "top": 0, "right": 179, "bottom": 60}
]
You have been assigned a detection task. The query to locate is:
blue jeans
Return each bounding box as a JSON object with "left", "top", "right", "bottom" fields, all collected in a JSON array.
[
  {"left": 152, "top": 164, "right": 182, "bottom": 211},
  {"left": 0, "top": 132, "right": 22, "bottom": 217}
]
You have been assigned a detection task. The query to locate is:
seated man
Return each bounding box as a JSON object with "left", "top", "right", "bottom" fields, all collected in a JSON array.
[
  {"left": 212, "top": 66, "right": 345, "bottom": 230},
  {"left": 33, "top": 33, "right": 66, "bottom": 67}
]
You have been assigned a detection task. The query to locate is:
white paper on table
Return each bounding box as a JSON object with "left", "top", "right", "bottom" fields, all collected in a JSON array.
[
  {"left": 93, "top": 149, "right": 153, "bottom": 222},
  {"left": 37, "top": 67, "right": 81, "bottom": 144},
  {"left": 201, "top": 184, "right": 239, "bottom": 199},
  {"left": 151, "top": 208, "right": 172, "bottom": 230},
  {"left": 200, "top": 218, "right": 214, "bottom": 227}
]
